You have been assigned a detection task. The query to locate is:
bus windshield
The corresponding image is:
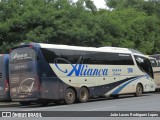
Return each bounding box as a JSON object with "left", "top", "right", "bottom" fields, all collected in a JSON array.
[{"left": 10, "top": 47, "right": 37, "bottom": 64}]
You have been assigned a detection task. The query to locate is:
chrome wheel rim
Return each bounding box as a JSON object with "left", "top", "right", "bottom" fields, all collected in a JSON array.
[
  {"left": 66, "top": 91, "right": 73, "bottom": 102},
  {"left": 137, "top": 86, "right": 142, "bottom": 95},
  {"left": 81, "top": 91, "right": 87, "bottom": 100}
]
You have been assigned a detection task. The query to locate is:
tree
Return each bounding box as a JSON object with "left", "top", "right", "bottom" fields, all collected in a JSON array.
[
  {"left": 84, "top": 0, "right": 97, "bottom": 14},
  {"left": 0, "top": 0, "right": 160, "bottom": 54}
]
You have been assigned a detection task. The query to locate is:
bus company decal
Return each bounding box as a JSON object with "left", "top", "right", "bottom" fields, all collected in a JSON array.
[
  {"left": 112, "top": 69, "right": 122, "bottom": 76},
  {"left": 11, "top": 53, "right": 29, "bottom": 60},
  {"left": 54, "top": 54, "right": 108, "bottom": 77},
  {"left": 110, "top": 75, "right": 148, "bottom": 95},
  {"left": 18, "top": 78, "right": 35, "bottom": 93}
]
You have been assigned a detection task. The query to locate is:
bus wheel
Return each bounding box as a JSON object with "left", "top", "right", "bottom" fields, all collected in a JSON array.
[
  {"left": 134, "top": 84, "right": 143, "bottom": 97},
  {"left": 19, "top": 101, "right": 31, "bottom": 106},
  {"left": 64, "top": 88, "right": 75, "bottom": 104},
  {"left": 79, "top": 87, "right": 89, "bottom": 103}
]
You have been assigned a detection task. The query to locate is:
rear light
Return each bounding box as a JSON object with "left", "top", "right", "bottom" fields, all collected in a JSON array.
[{"left": 4, "top": 80, "right": 9, "bottom": 92}]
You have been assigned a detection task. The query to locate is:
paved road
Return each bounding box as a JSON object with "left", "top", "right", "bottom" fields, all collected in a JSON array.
[{"left": 0, "top": 92, "right": 160, "bottom": 120}]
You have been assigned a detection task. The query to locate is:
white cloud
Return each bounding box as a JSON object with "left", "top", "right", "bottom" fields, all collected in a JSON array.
[{"left": 72, "top": 0, "right": 107, "bottom": 9}]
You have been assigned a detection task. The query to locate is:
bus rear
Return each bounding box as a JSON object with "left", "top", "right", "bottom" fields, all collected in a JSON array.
[
  {"left": 0, "top": 54, "right": 10, "bottom": 101},
  {"left": 9, "top": 46, "right": 40, "bottom": 103}
]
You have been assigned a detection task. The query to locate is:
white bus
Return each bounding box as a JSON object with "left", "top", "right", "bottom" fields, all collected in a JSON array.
[{"left": 9, "top": 43, "right": 155, "bottom": 105}]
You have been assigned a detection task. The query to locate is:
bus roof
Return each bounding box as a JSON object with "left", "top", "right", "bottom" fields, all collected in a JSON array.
[
  {"left": 39, "top": 43, "right": 131, "bottom": 53},
  {"left": 17, "top": 43, "right": 145, "bottom": 56}
]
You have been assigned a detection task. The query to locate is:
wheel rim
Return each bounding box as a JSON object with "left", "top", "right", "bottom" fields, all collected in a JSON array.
[
  {"left": 66, "top": 91, "right": 74, "bottom": 102},
  {"left": 81, "top": 91, "right": 87, "bottom": 100},
  {"left": 137, "top": 85, "right": 142, "bottom": 95}
]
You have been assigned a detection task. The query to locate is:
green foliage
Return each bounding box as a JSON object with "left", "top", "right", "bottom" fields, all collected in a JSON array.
[{"left": 0, "top": 0, "right": 160, "bottom": 54}]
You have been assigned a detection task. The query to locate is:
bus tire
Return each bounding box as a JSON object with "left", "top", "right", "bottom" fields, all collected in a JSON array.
[
  {"left": 134, "top": 84, "right": 143, "bottom": 97},
  {"left": 79, "top": 87, "right": 89, "bottom": 103},
  {"left": 64, "top": 88, "right": 75, "bottom": 104},
  {"left": 19, "top": 101, "right": 31, "bottom": 106}
]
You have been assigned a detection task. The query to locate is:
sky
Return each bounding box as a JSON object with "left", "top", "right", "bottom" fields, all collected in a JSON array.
[
  {"left": 0, "top": 0, "right": 107, "bottom": 9},
  {"left": 72, "top": 0, "right": 107, "bottom": 9}
]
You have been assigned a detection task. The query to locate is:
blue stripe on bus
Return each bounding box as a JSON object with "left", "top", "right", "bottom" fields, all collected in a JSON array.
[{"left": 111, "top": 75, "right": 146, "bottom": 95}]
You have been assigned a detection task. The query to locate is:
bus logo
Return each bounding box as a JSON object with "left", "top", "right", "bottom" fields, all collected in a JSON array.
[
  {"left": 18, "top": 78, "right": 35, "bottom": 93},
  {"left": 128, "top": 68, "right": 133, "bottom": 73},
  {"left": 54, "top": 55, "right": 108, "bottom": 77}
]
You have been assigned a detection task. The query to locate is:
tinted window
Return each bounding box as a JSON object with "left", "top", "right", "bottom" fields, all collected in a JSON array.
[
  {"left": 10, "top": 47, "right": 37, "bottom": 64},
  {"left": 134, "top": 55, "right": 153, "bottom": 78},
  {"left": 149, "top": 55, "right": 160, "bottom": 67},
  {"left": 41, "top": 48, "right": 134, "bottom": 65},
  {"left": 150, "top": 59, "right": 158, "bottom": 67}
]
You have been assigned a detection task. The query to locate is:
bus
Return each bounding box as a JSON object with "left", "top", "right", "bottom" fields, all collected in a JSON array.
[
  {"left": 149, "top": 54, "right": 160, "bottom": 65},
  {"left": 0, "top": 54, "right": 11, "bottom": 101},
  {"left": 149, "top": 55, "right": 160, "bottom": 91},
  {"left": 9, "top": 43, "right": 156, "bottom": 105},
  {"left": 149, "top": 57, "right": 158, "bottom": 67}
]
